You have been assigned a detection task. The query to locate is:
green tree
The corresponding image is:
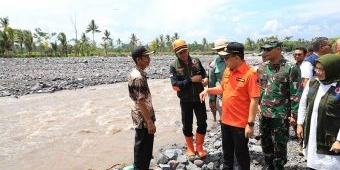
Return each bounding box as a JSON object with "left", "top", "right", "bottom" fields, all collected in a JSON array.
[
  {"left": 79, "top": 33, "right": 90, "bottom": 56},
  {"left": 101, "top": 29, "right": 112, "bottom": 56},
  {"left": 58, "top": 32, "right": 68, "bottom": 57},
  {"left": 129, "top": 33, "right": 139, "bottom": 49},
  {"left": 23, "top": 30, "right": 33, "bottom": 57},
  {"left": 202, "top": 38, "right": 207, "bottom": 51},
  {"left": 85, "top": 19, "right": 101, "bottom": 45}
]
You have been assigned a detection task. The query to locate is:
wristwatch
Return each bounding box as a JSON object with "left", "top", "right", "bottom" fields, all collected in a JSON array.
[{"left": 248, "top": 122, "right": 255, "bottom": 127}]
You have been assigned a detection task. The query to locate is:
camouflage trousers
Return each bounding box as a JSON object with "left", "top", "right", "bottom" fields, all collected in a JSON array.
[{"left": 260, "top": 117, "right": 289, "bottom": 170}]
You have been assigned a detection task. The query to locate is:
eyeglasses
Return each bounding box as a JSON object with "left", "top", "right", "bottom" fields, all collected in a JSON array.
[{"left": 293, "top": 53, "right": 304, "bottom": 57}]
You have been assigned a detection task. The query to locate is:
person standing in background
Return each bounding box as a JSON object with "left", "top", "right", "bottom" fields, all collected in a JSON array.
[
  {"left": 209, "top": 38, "right": 228, "bottom": 122},
  {"left": 128, "top": 46, "right": 156, "bottom": 170},
  {"left": 300, "top": 37, "right": 332, "bottom": 88},
  {"left": 294, "top": 47, "right": 307, "bottom": 67},
  {"left": 170, "top": 38, "right": 208, "bottom": 159}
]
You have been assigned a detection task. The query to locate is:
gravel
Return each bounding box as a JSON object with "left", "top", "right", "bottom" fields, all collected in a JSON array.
[{"left": 0, "top": 55, "right": 262, "bottom": 97}]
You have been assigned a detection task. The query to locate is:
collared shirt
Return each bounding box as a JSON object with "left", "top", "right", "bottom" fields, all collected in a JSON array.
[
  {"left": 257, "top": 58, "right": 302, "bottom": 118},
  {"left": 209, "top": 56, "right": 226, "bottom": 100},
  {"left": 128, "top": 67, "right": 155, "bottom": 129},
  {"left": 221, "top": 62, "right": 260, "bottom": 128},
  {"left": 300, "top": 52, "right": 319, "bottom": 79}
]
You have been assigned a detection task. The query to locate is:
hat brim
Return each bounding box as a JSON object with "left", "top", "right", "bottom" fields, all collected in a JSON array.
[
  {"left": 143, "top": 50, "right": 154, "bottom": 55},
  {"left": 217, "top": 51, "right": 232, "bottom": 56},
  {"left": 175, "top": 47, "right": 188, "bottom": 54},
  {"left": 212, "top": 45, "right": 227, "bottom": 50}
]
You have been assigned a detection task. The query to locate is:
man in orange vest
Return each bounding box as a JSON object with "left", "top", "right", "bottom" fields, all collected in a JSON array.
[{"left": 200, "top": 42, "right": 260, "bottom": 170}]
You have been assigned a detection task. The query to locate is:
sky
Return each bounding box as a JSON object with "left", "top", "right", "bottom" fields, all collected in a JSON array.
[{"left": 1, "top": 0, "right": 340, "bottom": 45}]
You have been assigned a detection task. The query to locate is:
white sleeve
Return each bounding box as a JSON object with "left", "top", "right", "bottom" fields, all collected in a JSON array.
[
  {"left": 300, "top": 61, "right": 313, "bottom": 79},
  {"left": 337, "top": 129, "right": 340, "bottom": 141},
  {"left": 297, "top": 80, "right": 310, "bottom": 125}
]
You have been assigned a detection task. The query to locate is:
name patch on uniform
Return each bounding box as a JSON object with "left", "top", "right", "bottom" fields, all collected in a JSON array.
[{"left": 236, "top": 77, "right": 245, "bottom": 82}]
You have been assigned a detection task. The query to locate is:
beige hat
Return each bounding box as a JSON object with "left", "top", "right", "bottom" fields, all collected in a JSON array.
[{"left": 212, "top": 38, "right": 228, "bottom": 50}]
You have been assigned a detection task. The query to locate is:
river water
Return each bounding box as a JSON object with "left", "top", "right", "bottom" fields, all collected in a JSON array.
[{"left": 0, "top": 79, "right": 189, "bottom": 170}]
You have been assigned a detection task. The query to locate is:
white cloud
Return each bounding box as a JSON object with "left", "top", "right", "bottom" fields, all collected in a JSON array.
[{"left": 262, "top": 19, "right": 280, "bottom": 32}]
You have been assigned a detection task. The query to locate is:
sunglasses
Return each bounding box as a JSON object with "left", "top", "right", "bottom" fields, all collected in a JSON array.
[{"left": 262, "top": 47, "right": 275, "bottom": 52}]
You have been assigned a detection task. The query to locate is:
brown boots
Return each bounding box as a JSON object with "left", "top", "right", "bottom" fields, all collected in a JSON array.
[{"left": 184, "top": 133, "right": 207, "bottom": 159}]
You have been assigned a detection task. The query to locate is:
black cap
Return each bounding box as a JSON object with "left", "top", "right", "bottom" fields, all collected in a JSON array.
[
  {"left": 132, "top": 46, "right": 154, "bottom": 59},
  {"left": 218, "top": 42, "right": 244, "bottom": 56}
]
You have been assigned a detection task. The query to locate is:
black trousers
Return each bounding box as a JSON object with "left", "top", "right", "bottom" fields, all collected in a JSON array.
[
  {"left": 180, "top": 101, "right": 207, "bottom": 136},
  {"left": 221, "top": 123, "right": 250, "bottom": 170},
  {"left": 134, "top": 128, "right": 154, "bottom": 170}
]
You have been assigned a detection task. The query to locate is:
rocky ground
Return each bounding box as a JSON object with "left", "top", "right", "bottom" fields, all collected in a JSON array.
[
  {"left": 1, "top": 55, "right": 307, "bottom": 169},
  {"left": 0, "top": 55, "right": 262, "bottom": 97}
]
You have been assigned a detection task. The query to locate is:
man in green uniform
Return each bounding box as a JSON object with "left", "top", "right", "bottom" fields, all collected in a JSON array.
[{"left": 257, "top": 37, "right": 302, "bottom": 170}]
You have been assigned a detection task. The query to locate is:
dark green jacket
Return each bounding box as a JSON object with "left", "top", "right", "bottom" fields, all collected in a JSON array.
[
  {"left": 170, "top": 56, "right": 207, "bottom": 102},
  {"left": 304, "top": 78, "right": 340, "bottom": 155}
]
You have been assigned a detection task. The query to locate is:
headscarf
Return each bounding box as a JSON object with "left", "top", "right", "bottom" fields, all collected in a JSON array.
[{"left": 314, "top": 54, "right": 340, "bottom": 85}]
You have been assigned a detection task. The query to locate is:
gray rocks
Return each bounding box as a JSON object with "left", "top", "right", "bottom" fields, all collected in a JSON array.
[{"left": 0, "top": 55, "right": 263, "bottom": 97}]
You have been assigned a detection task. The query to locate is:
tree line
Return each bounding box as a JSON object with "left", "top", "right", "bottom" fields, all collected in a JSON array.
[{"left": 0, "top": 16, "right": 338, "bottom": 58}]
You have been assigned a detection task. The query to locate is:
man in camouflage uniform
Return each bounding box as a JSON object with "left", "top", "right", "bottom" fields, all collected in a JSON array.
[{"left": 257, "top": 38, "right": 302, "bottom": 170}]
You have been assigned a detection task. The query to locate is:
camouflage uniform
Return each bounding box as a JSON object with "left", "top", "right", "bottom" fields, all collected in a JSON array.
[{"left": 257, "top": 58, "right": 302, "bottom": 170}]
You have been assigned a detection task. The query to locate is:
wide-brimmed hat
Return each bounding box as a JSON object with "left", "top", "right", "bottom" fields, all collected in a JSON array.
[
  {"left": 212, "top": 38, "right": 228, "bottom": 50},
  {"left": 218, "top": 42, "right": 244, "bottom": 56}
]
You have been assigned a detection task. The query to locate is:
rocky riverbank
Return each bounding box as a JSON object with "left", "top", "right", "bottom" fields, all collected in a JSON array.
[{"left": 0, "top": 55, "right": 262, "bottom": 97}]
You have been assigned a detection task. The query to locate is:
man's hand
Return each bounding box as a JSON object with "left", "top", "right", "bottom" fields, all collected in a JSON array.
[
  {"left": 297, "top": 124, "right": 303, "bottom": 139},
  {"left": 245, "top": 125, "right": 254, "bottom": 138},
  {"left": 146, "top": 121, "right": 156, "bottom": 134},
  {"left": 199, "top": 89, "right": 208, "bottom": 103},
  {"left": 330, "top": 140, "right": 340, "bottom": 153},
  {"left": 191, "top": 75, "right": 202, "bottom": 83},
  {"left": 201, "top": 78, "right": 208, "bottom": 86},
  {"left": 288, "top": 116, "right": 296, "bottom": 125}
]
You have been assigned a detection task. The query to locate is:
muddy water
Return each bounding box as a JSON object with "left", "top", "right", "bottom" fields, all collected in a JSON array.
[{"left": 0, "top": 79, "right": 215, "bottom": 170}]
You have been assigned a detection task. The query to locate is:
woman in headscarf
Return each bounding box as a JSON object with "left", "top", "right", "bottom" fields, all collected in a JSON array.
[{"left": 297, "top": 54, "right": 340, "bottom": 170}]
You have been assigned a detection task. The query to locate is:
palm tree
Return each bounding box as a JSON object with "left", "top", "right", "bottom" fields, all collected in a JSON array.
[
  {"left": 58, "top": 32, "right": 68, "bottom": 57},
  {"left": 202, "top": 38, "right": 207, "bottom": 51},
  {"left": 79, "top": 33, "right": 90, "bottom": 56},
  {"left": 0, "top": 16, "right": 9, "bottom": 29},
  {"left": 101, "top": 29, "right": 112, "bottom": 56},
  {"left": 116, "top": 38, "right": 122, "bottom": 53},
  {"left": 165, "top": 34, "right": 171, "bottom": 51},
  {"left": 85, "top": 19, "right": 101, "bottom": 45},
  {"left": 172, "top": 32, "right": 180, "bottom": 41},
  {"left": 158, "top": 34, "right": 165, "bottom": 53},
  {"left": 50, "top": 41, "right": 58, "bottom": 57},
  {"left": 129, "top": 33, "right": 139, "bottom": 49},
  {"left": 23, "top": 30, "right": 33, "bottom": 57},
  {"left": 14, "top": 29, "right": 25, "bottom": 55}
]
